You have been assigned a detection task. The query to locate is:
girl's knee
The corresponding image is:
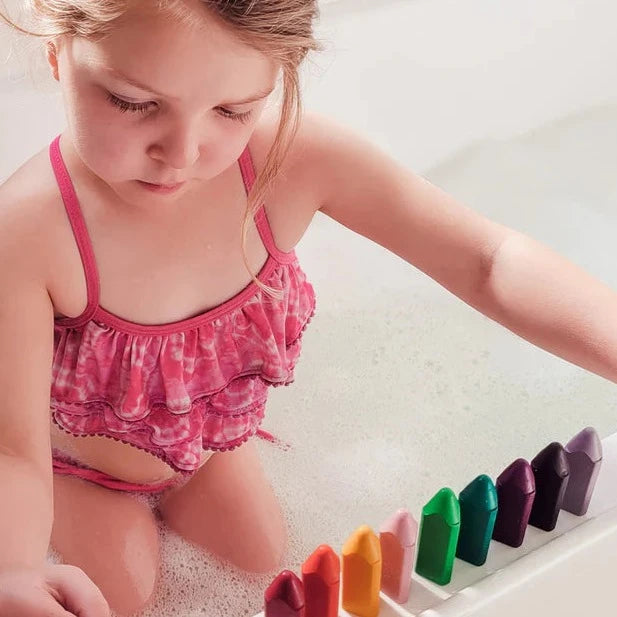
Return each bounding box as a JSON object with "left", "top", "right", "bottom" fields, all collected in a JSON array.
[
  {"left": 99, "top": 545, "right": 159, "bottom": 616},
  {"left": 235, "top": 504, "right": 288, "bottom": 574},
  {"left": 51, "top": 474, "right": 161, "bottom": 615}
]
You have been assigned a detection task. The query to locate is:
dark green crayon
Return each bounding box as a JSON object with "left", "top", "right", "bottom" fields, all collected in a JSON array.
[
  {"left": 415, "top": 487, "right": 460, "bottom": 585},
  {"left": 456, "top": 475, "right": 498, "bottom": 566}
]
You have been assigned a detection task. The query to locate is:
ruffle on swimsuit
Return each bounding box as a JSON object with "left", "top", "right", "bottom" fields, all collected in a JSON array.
[{"left": 49, "top": 135, "right": 316, "bottom": 474}]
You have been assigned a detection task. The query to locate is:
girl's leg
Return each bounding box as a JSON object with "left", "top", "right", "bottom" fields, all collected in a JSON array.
[
  {"left": 50, "top": 463, "right": 163, "bottom": 616},
  {"left": 157, "top": 439, "right": 287, "bottom": 573}
]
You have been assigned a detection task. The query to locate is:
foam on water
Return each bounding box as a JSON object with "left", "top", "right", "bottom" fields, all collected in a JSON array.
[{"left": 47, "top": 103, "right": 617, "bottom": 616}]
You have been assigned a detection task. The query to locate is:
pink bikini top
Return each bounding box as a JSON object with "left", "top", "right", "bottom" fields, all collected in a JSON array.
[{"left": 48, "top": 135, "right": 316, "bottom": 474}]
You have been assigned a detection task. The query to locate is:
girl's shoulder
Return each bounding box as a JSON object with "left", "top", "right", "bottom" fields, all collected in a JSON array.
[
  {"left": 249, "top": 109, "right": 361, "bottom": 220},
  {"left": 250, "top": 109, "right": 332, "bottom": 197},
  {"left": 241, "top": 109, "right": 330, "bottom": 251},
  {"left": 0, "top": 145, "right": 65, "bottom": 286}
]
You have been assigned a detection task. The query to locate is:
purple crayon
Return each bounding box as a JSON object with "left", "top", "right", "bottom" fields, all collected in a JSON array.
[
  {"left": 492, "top": 458, "right": 536, "bottom": 547},
  {"left": 528, "top": 442, "right": 570, "bottom": 532},
  {"left": 562, "top": 427, "right": 602, "bottom": 516}
]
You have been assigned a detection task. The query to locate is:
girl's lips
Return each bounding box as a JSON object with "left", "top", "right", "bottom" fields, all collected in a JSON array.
[{"left": 136, "top": 180, "right": 186, "bottom": 193}]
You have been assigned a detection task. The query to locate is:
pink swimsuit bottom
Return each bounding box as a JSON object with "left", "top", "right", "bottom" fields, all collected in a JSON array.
[
  {"left": 51, "top": 428, "right": 285, "bottom": 495},
  {"left": 51, "top": 448, "right": 182, "bottom": 494}
]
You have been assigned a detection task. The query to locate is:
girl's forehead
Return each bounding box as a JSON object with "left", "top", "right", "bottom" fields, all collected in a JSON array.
[
  {"left": 96, "top": 3, "right": 252, "bottom": 61},
  {"left": 68, "top": 6, "right": 278, "bottom": 101}
]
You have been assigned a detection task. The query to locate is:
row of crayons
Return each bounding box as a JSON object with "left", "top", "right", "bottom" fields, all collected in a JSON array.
[{"left": 263, "top": 426, "right": 602, "bottom": 617}]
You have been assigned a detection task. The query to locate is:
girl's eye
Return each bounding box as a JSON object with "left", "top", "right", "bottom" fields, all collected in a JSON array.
[
  {"left": 217, "top": 107, "right": 254, "bottom": 124},
  {"left": 106, "top": 92, "right": 253, "bottom": 124},
  {"left": 107, "top": 92, "right": 154, "bottom": 114}
]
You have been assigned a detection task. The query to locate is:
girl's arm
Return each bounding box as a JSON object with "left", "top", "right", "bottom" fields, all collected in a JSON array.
[
  {"left": 0, "top": 193, "right": 56, "bottom": 572},
  {"left": 305, "top": 113, "right": 617, "bottom": 384},
  {"left": 480, "top": 232, "right": 617, "bottom": 385}
]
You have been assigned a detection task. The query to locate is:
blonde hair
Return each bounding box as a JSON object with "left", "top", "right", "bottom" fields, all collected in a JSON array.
[{"left": 0, "top": 0, "right": 324, "bottom": 300}]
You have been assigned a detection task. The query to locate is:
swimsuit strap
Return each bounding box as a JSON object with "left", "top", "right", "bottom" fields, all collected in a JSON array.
[
  {"left": 49, "top": 135, "right": 100, "bottom": 320},
  {"left": 238, "top": 144, "right": 296, "bottom": 265}
]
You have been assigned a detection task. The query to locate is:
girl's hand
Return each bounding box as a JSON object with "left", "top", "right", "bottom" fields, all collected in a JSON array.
[{"left": 0, "top": 563, "right": 111, "bottom": 616}]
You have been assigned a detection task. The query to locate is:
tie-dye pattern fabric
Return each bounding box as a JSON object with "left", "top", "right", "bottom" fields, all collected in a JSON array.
[{"left": 48, "top": 134, "right": 316, "bottom": 474}]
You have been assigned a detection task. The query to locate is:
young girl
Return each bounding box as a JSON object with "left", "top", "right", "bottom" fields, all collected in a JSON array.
[{"left": 1, "top": 1, "right": 617, "bottom": 616}]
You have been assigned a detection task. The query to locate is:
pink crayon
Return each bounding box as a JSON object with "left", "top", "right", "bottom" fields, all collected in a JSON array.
[{"left": 379, "top": 508, "right": 418, "bottom": 604}]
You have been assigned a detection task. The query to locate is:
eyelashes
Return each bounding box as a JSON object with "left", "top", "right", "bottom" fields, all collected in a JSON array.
[
  {"left": 107, "top": 94, "right": 152, "bottom": 114},
  {"left": 105, "top": 92, "right": 254, "bottom": 124}
]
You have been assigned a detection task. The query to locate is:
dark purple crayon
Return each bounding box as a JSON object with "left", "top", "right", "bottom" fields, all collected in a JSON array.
[
  {"left": 562, "top": 427, "right": 602, "bottom": 516},
  {"left": 492, "top": 458, "right": 536, "bottom": 547},
  {"left": 528, "top": 442, "right": 570, "bottom": 532}
]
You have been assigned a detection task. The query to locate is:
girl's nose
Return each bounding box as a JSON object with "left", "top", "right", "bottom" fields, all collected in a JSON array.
[{"left": 149, "top": 125, "right": 200, "bottom": 170}]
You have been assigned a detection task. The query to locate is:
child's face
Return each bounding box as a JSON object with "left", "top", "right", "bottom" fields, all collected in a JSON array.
[{"left": 48, "top": 2, "right": 279, "bottom": 204}]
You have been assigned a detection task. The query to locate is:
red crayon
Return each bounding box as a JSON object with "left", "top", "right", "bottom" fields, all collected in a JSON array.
[
  {"left": 302, "top": 544, "right": 340, "bottom": 617},
  {"left": 264, "top": 570, "right": 306, "bottom": 617}
]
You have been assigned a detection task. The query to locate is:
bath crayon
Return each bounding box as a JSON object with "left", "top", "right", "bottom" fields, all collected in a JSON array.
[
  {"left": 379, "top": 508, "right": 418, "bottom": 604},
  {"left": 528, "top": 442, "right": 570, "bottom": 532},
  {"left": 563, "top": 426, "right": 602, "bottom": 516},
  {"left": 301, "top": 544, "right": 340, "bottom": 617},
  {"left": 342, "top": 525, "right": 382, "bottom": 617},
  {"left": 492, "top": 458, "right": 536, "bottom": 547},
  {"left": 415, "top": 488, "right": 460, "bottom": 585},
  {"left": 264, "top": 570, "right": 305, "bottom": 617},
  {"left": 456, "top": 475, "right": 498, "bottom": 566}
]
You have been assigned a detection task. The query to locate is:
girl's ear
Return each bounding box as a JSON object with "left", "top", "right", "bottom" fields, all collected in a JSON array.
[{"left": 46, "top": 39, "right": 59, "bottom": 81}]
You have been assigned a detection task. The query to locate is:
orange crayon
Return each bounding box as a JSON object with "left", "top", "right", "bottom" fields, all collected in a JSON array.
[
  {"left": 302, "top": 544, "right": 340, "bottom": 617},
  {"left": 342, "top": 525, "right": 382, "bottom": 617}
]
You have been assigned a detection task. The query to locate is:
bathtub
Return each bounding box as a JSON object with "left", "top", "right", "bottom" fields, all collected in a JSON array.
[{"left": 254, "top": 0, "right": 617, "bottom": 615}]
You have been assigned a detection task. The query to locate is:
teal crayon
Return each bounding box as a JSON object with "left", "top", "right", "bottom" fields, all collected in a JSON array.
[
  {"left": 456, "top": 475, "right": 498, "bottom": 566},
  {"left": 415, "top": 488, "right": 460, "bottom": 585}
]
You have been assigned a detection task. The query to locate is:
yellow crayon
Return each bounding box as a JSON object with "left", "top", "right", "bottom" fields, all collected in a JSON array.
[{"left": 342, "top": 524, "right": 382, "bottom": 617}]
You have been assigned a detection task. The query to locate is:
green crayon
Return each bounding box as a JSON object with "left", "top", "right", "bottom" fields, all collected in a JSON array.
[
  {"left": 415, "top": 487, "right": 460, "bottom": 585},
  {"left": 456, "top": 474, "right": 498, "bottom": 566}
]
